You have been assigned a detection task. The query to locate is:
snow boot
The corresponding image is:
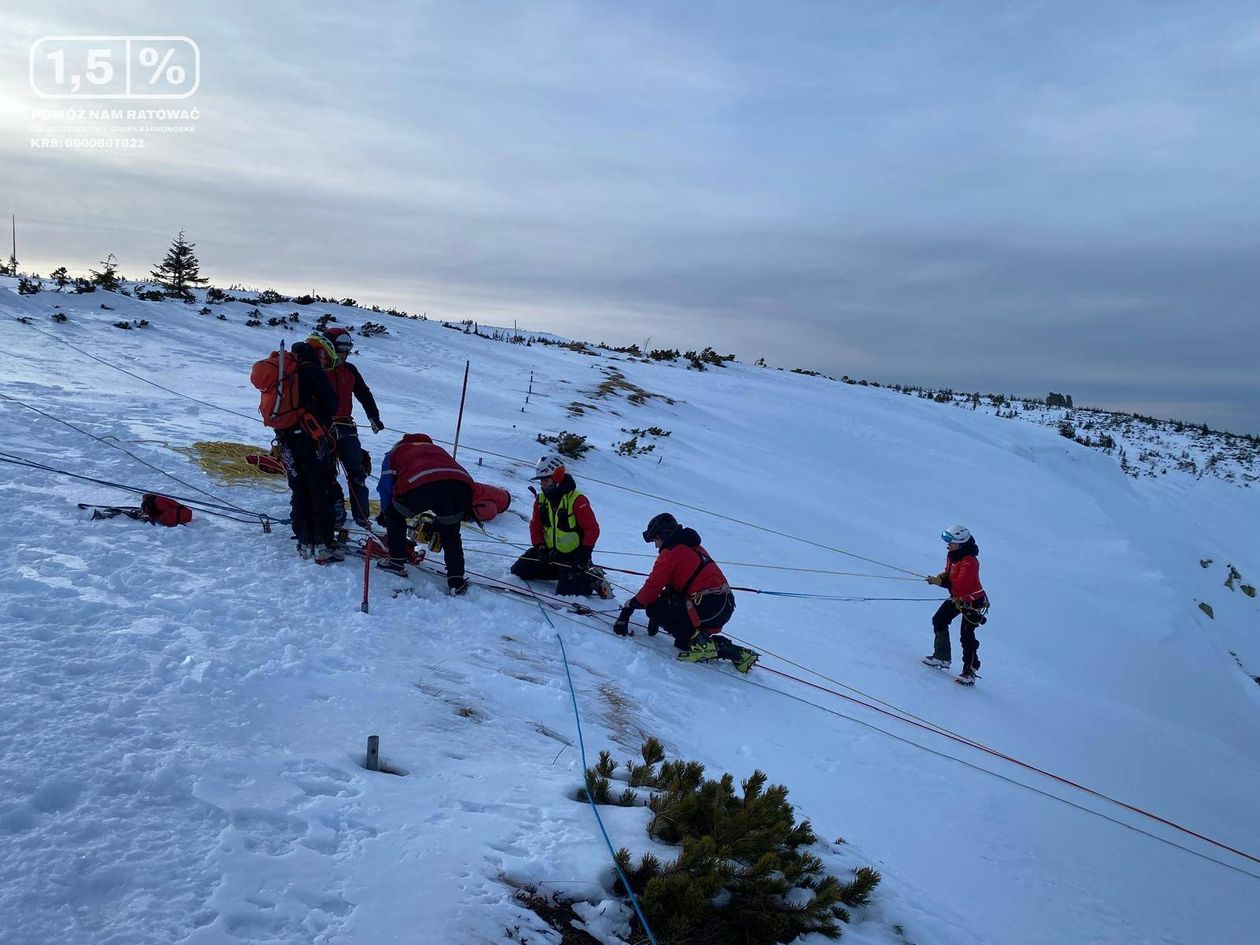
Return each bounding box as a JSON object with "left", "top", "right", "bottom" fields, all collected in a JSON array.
[
  {"left": 314, "top": 544, "right": 340, "bottom": 565},
  {"left": 922, "top": 656, "right": 951, "bottom": 669},
  {"left": 733, "top": 648, "right": 760, "bottom": 674},
  {"left": 448, "top": 577, "right": 470, "bottom": 597},
  {"left": 955, "top": 671, "right": 977, "bottom": 687},
  {"left": 377, "top": 557, "right": 408, "bottom": 576},
  {"left": 297, "top": 543, "right": 315, "bottom": 560},
  {"left": 325, "top": 544, "right": 347, "bottom": 563},
  {"left": 677, "top": 639, "right": 719, "bottom": 663}
]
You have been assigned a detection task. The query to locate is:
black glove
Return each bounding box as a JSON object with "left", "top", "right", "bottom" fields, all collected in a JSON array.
[
  {"left": 613, "top": 605, "right": 634, "bottom": 637},
  {"left": 566, "top": 547, "right": 592, "bottom": 570}
]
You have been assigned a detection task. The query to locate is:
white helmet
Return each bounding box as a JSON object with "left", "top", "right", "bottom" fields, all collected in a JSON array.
[
  {"left": 941, "top": 525, "right": 971, "bottom": 544},
  {"left": 531, "top": 455, "right": 566, "bottom": 481}
]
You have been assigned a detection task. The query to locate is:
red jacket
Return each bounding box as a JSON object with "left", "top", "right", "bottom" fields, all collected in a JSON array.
[
  {"left": 326, "top": 361, "right": 381, "bottom": 425},
  {"left": 528, "top": 478, "right": 600, "bottom": 550},
  {"left": 634, "top": 529, "right": 728, "bottom": 607},
  {"left": 385, "top": 435, "right": 473, "bottom": 497},
  {"left": 944, "top": 553, "right": 984, "bottom": 603}
]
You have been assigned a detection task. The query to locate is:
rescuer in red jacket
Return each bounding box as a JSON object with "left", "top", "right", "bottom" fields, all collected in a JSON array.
[
  {"left": 321, "top": 327, "right": 383, "bottom": 528},
  {"left": 375, "top": 433, "right": 472, "bottom": 595},
  {"left": 612, "top": 513, "right": 759, "bottom": 673},
  {"left": 923, "top": 524, "right": 989, "bottom": 685}
]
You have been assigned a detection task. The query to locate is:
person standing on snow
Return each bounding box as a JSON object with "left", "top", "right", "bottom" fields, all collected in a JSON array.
[
  {"left": 375, "top": 433, "right": 472, "bottom": 595},
  {"left": 612, "top": 513, "right": 759, "bottom": 673},
  {"left": 923, "top": 525, "right": 989, "bottom": 685},
  {"left": 320, "top": 327, "right": 384, "bottom": 529},
  {"left": 276, "top": 341, "right": 342, "bottom": 564},
  {"left": 509, "top": 455, "right": 603, "bottom": 596}
]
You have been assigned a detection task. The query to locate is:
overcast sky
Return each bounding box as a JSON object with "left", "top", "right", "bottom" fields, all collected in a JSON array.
[{"left": 4, "top": 1, "right": 1258, "bottom": 433}]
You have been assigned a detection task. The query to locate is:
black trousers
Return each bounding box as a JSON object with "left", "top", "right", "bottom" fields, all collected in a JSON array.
[
  {"left": 931, "top": 598, "right": 985, "bottom": 672},
  {"left": 644, "top": 591, "right": 742, "bottom": 660},
  {"left": 510, "top": 547, "right": 595, "bottom": 596},
  {"left": 277, "top": 427, "right": 337, "bottom": 546},
  {"left": 332, "top": 423, "right": 372, "bottom": 527},
  {"left": 385, "top": 480, "right": 470, "bottom": 587}
]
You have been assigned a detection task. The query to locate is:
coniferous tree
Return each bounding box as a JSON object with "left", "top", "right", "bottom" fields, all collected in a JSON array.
[
  {"left": 51, "top": 266, "right": 70, "bottom": 290},
  {"left": 90, "top": 254, "right": 123, "bottom": 292},
  {"left": 150, "top": 231, "right": 208, "bottom": 300}
]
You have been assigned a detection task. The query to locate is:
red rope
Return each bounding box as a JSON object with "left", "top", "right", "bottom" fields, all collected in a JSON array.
[
  {"left": 758, "top": 666, "right": 1260, "bottom": 868},
  {"left": 404, "top": 559, "right": 1260, "bottom": 871}
]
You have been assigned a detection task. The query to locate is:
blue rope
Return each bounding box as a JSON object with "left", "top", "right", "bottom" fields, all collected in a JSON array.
[{"left": 556, "top": 633, "right": 659, "bottom": 945}]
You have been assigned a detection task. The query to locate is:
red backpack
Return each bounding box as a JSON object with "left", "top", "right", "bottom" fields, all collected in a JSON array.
[
  {"left": 251, "top": 346, "right": 301, "bottom": 429},
  {"left": 470, "top": 482, "right": 511, "bottom": 523},
  {"left": 141, "top": 494, "right": 193, "bottom": 527}
]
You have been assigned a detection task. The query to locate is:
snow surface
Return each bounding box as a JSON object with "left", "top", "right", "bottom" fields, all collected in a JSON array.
[{"left": 2, "top": 278, "right": 1259, "bottom": 945}]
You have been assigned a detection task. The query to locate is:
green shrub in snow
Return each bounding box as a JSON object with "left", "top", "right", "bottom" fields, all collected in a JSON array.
[{"left": 580, "top": 738, "right": 880, "bottom": 944}]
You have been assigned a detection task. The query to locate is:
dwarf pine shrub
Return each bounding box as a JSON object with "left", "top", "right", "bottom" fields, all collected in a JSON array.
[
  {"left": 590, "top": 739, "right": 879, "bottom": 944},
  {"left": 537, "top": 431, "right": 593, "bottom": 460}
]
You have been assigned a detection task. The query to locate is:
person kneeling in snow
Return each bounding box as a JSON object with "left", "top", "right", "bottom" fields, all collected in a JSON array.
[
  {"left": 923, "top": 524, "right": 989, "bottom": 685},
  {"left": 376, "top": 433, "right": 472, "bottom": 595},
  {"left": 612, "top": 513, "right": 759, "bottom": 673},
  {"left": 509, "top": 455, "right": 603, "bottom": 596}
]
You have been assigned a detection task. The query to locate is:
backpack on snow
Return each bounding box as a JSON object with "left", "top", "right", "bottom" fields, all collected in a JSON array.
[
  {"left": 250, "top": 345, "right": 301, "bottom": 429},
  {"left": 140, "top": 494, "right": 193, "bottom": 527},
  {"left": 470, "top": 482, "right": 511, "bottom": 523}
]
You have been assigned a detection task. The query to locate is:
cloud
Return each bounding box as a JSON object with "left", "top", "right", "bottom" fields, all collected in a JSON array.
[{"left": 3, "top": 0, "right": 1258, "bottom": 433}]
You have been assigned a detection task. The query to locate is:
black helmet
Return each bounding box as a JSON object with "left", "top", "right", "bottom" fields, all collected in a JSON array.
[{"left": 643, "top": 512, "right": 679, "bottom": 543}]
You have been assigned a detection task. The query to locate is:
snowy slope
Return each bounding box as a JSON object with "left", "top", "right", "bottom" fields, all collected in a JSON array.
[{"left": 2, "top": 278, "right": 1259, "bottom": 945}]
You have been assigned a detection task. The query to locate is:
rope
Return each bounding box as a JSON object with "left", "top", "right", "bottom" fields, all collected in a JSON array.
[
  {"left": 434, "top": 569, "right": 1260, "bottom": 881},
  {"left": 9, "top": 317, "right": 260, "bottom": 424},
  {"left": 10, "top": 317, "right": 926, "bottom": 579},
  {"left": 425, "top": 565, "right": 1260, "bottom": 878},
  {"left": 0, "top": 450, "right": 283, "bottom": 526},
  {"left": 0, "top": 391, "right": 262, "bottom": 515},
  {"left": 459, "top": 537, "right": 921, "bottom": 581},
  {"left": 461, "top": 545, "right": 937, "bottom": 603},
  {"left": 174, "top": 441, "right": 288, "bottom": 485},
  {"left": 741, "top": 664, "right": 1260, "bottom": 882},
  {"left": 758, "top": 665, "right": 1260, "bottom": 871},
  {"left": 556, "top": 633, "right": 660, "bottom": 943},
  {"left": 380, "top": 424, "right": 922, "bottom": 578}
]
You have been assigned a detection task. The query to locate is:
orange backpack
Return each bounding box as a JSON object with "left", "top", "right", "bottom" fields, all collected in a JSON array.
[{"left": 251, "top": 346, "right": 301, "bottom": 429}]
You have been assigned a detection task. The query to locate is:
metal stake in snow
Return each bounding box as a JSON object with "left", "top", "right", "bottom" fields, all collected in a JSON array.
[
  {"left": 452, "top": 360, "right": 470, "bottom": 460},
  {"left": 361, "top": 539, "right": 372, "bottom": 613},
  {"left": 365, "top": 735, "right": 380, "bottom": 772}
]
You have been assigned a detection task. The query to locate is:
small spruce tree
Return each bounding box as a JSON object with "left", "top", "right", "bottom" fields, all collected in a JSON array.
[
  {"left": 90, "top": 255, "right": 123, "bottom": 292},
  {"left": 150, "top": 231, "right": 209, "bottom": 300},
  {"left": 50, "top": 266, "right": 70, "bottom": 290}
]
